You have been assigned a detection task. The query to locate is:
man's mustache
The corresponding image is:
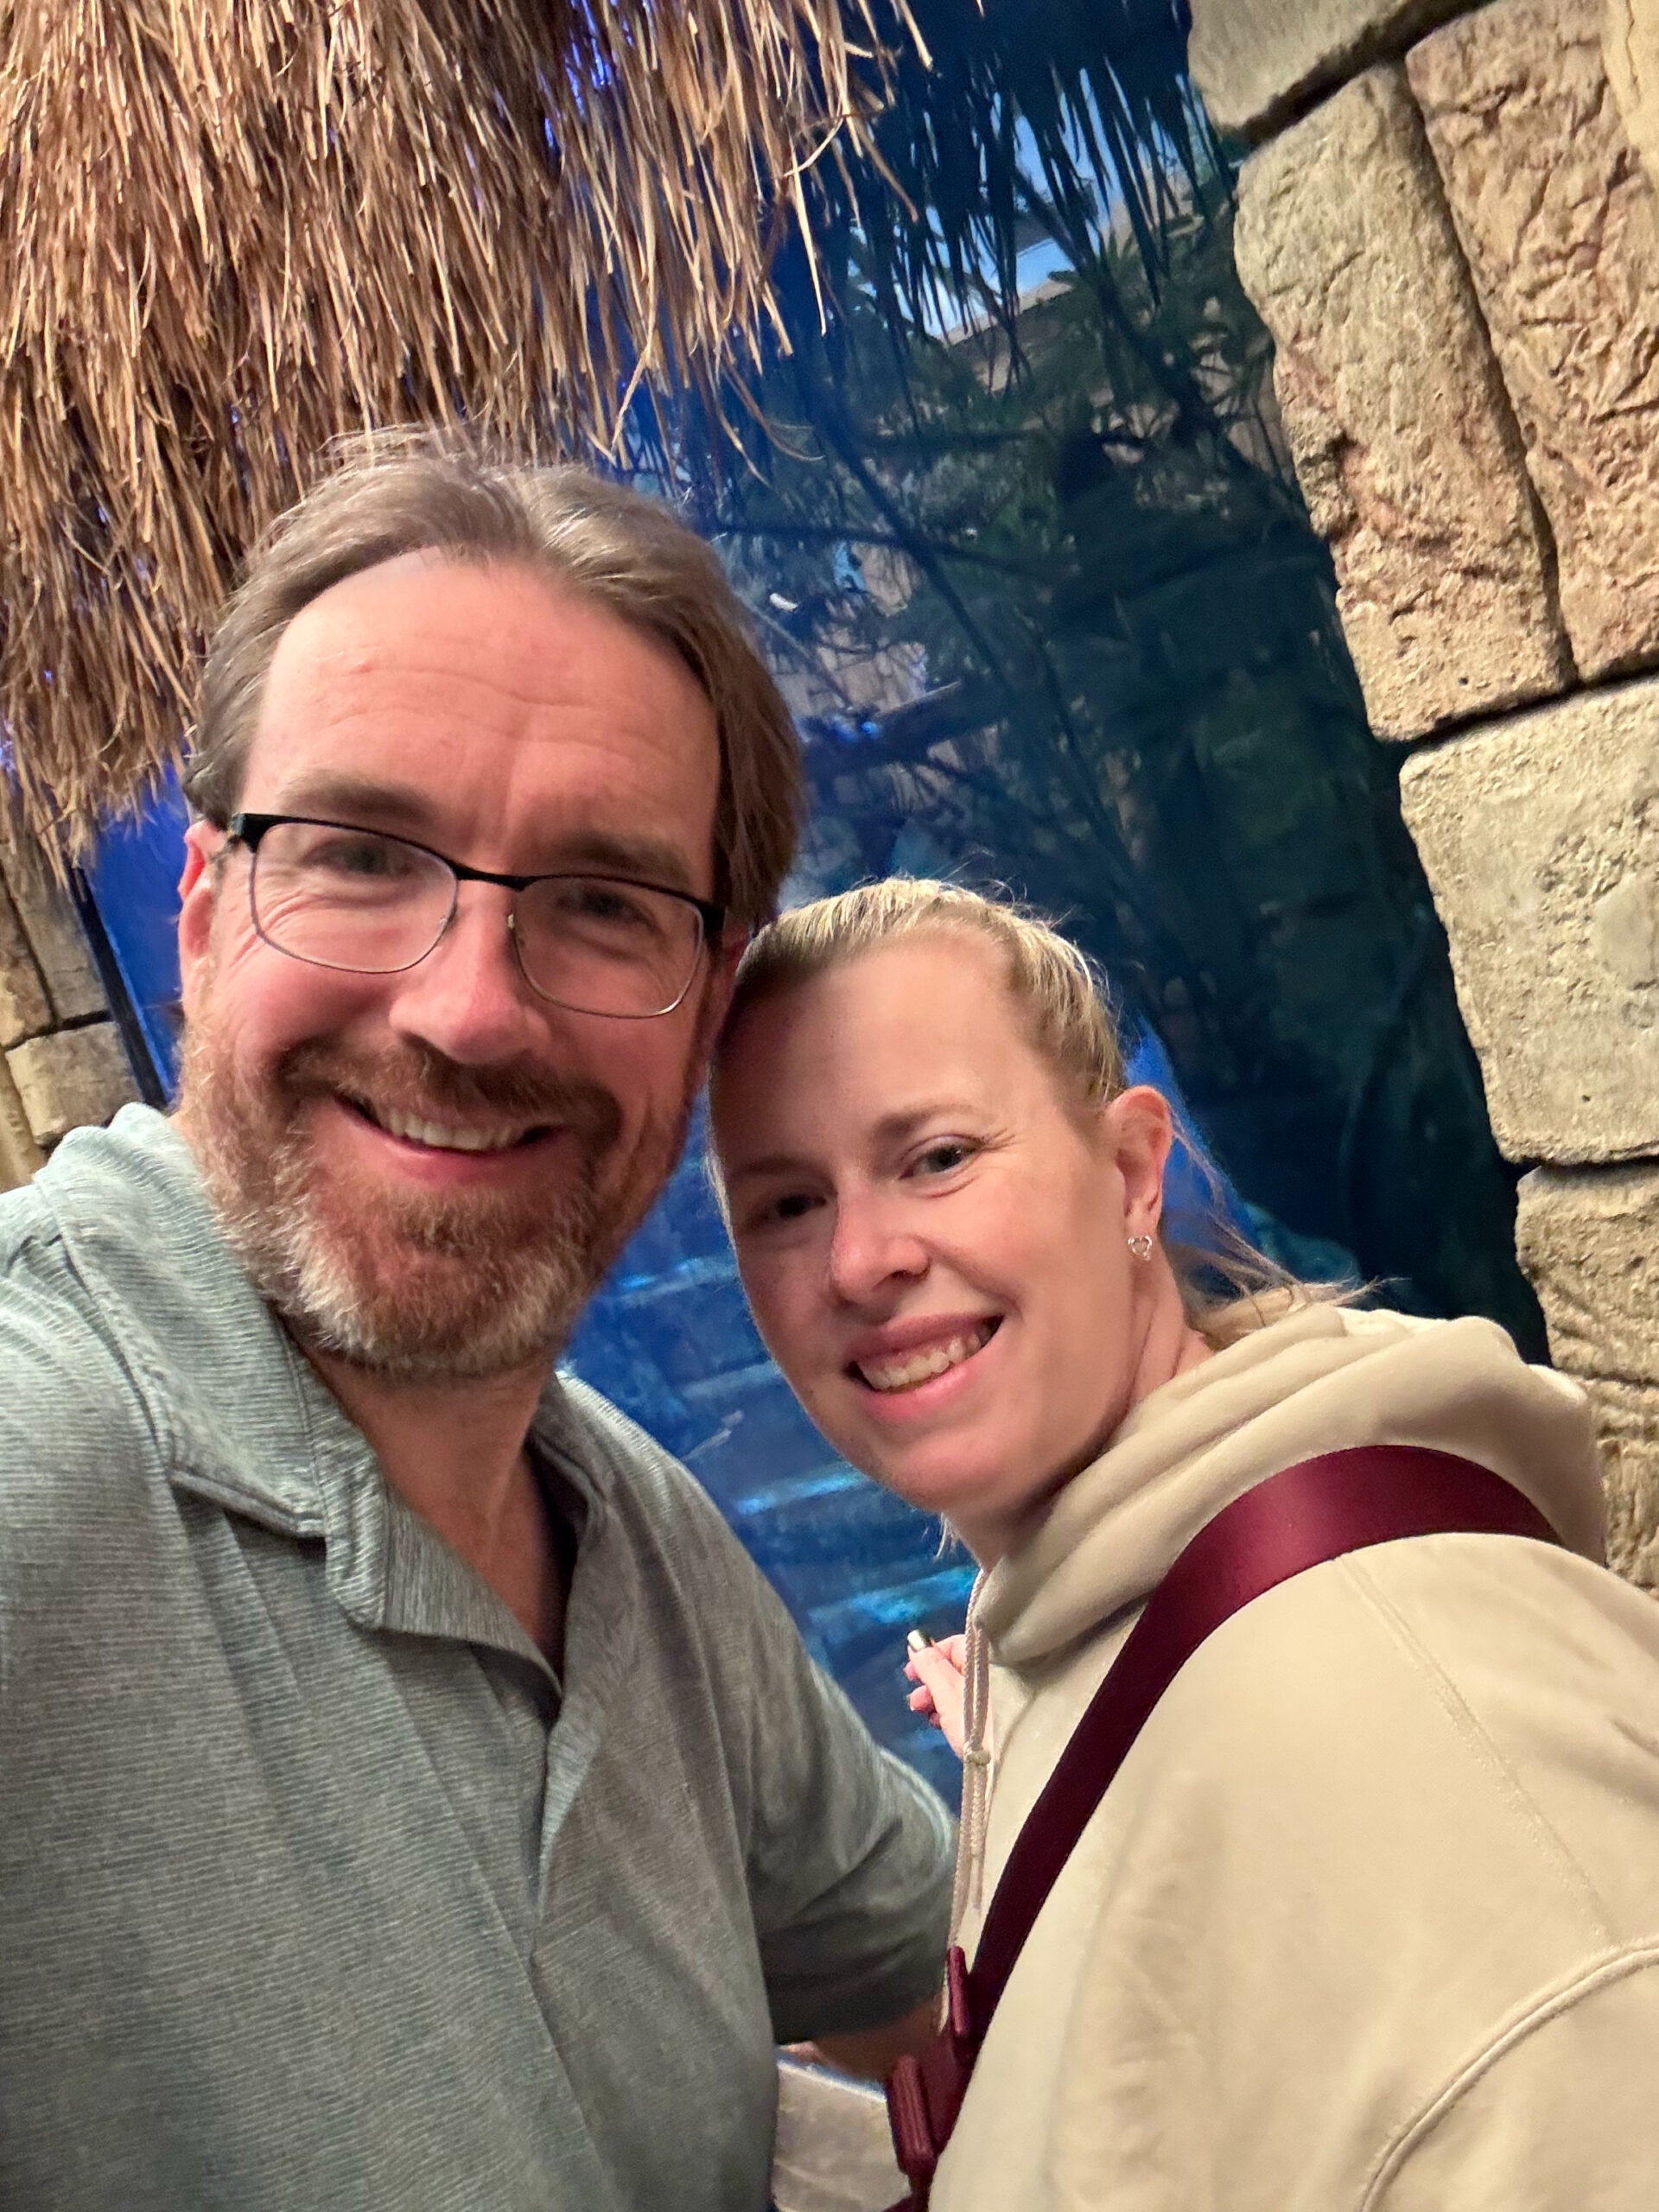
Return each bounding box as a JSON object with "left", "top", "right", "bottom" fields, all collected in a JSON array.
[{"left": 276, "top": 1040, "right": 624, "bottom": 1153}]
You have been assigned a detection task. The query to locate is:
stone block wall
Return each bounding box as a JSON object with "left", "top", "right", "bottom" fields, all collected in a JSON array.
[
  {"left": 1193, "top": 0, "right": 1659, "bottom": 1584},
  {"left": 0, "top": 840, "right": 139, "bottom": 1192}
]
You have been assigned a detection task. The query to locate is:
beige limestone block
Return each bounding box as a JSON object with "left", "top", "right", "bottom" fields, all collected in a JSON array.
[
  {"left": 1398, "top": 675, "right": 1659, "bottom": 1161},
  {"left": 1606, "top": 0, "right": 1659, "bottom": 188},
  {"left": 1516, "top": 1161, "right": 1659, "bottom": 1590},
  {"left": 1410, "top": 0, "right": 1659, "bottom": 681},
  {"left": 0, "top": 839, "right": 108, "bottom": 1024},
  {"left": 1580, "top": 1376, "right": 1659, "bottom": 1590},
  {"left": 1234, "top": 66, "right": 1571, "bottom": 741},
  {"left": 0, "top": 1049, "right": 46, "bottom": 1191},
  {"left": 0, "top": 874, "right": 51, "bottom": 1048},
  {"left": 5, "top": 1022, "right": 137, "bottom": 1150},
  {"left": 1188, "top": 0, "right": 1471, "bottom": 140},
  {"left": 1516, "top": 1161, "right": 1659, "bottom": 1383}
]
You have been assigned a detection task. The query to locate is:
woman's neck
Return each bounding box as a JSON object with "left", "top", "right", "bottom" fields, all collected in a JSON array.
[{"left": 959, "top": 1255, "right": 1212, "bottom": 1567}]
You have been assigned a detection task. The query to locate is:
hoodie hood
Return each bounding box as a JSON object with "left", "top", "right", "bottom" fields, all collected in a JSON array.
[
  {"left": 940, "top": 1300, "right": 1605, "bottom": 1948},
  {"left": 982, "top": 1300, "right": 1601, "bottom": 1663},
  {"left": 977, "top": 1301, "right": 1603, "bottom": 1672}
]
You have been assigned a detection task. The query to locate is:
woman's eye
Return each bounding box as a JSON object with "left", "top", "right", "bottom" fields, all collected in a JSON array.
[
  {"left": 758, "top": 1190, "right": 818, "bottom": 1225},
  {"left": 913, "top": 1141, "right": 973, "bottom": 1178}
]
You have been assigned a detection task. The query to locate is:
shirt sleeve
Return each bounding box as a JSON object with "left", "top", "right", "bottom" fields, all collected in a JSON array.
[
  {"left": 556, "top": 1376, "right": 957, "bottom": 2045},
  {"left": 735, "top": 1553, "right": 957, "bottom": 2043},
  {"left": 1373, "top": 1954, "right": 1659, "bottom": 2208},
  {"left": 0, "top": 1236, "right": 162, "bottom": 1699}
]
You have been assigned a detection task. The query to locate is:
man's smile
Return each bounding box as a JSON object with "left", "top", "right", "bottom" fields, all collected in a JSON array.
[{"left": 341, "top": 1092, "right": 555, "bottom": 1155}]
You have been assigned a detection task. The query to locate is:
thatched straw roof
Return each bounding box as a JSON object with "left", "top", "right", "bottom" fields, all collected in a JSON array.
[{"left": 0, "top": 0, "right": 908, "bottom": 866}]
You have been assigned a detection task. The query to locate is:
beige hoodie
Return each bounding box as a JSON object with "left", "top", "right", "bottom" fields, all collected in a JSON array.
[{"left": 931, "top": 1303, "right": 1659, "bottom": 2212}]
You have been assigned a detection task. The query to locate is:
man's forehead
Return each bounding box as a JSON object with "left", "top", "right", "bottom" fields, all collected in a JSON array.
[
  {"left": 243, "top": 549, "right": 722, "bottom": 876},
  {"left": 267, "top": 548, "right": 655, "bottom": 684}
]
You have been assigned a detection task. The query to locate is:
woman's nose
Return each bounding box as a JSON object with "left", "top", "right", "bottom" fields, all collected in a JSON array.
[{"left": 825, "top": 1192, "right": 929, "bottom": 1304}]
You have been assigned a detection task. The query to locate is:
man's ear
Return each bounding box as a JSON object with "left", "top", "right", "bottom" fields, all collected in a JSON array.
[
  {"left": 687, "top": 926, "right": 747, "bottom": 1093},
  {"left": 1103, "top": 1084, "right": 1176, "bottom": 1238},
  {"left": 176, "top": 819, "right": 226, "bottom": 1022}
]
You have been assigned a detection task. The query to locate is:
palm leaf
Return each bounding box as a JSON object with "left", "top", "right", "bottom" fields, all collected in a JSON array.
[{"left": 815, "top": 0, "right": 1223, "bottom": 343}]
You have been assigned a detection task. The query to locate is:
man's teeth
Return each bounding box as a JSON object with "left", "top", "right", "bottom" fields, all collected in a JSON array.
[
  {"left": 373, "top": 1105, "right": 526, "bottom": 1154},
  {"left": 858, "top": 1324, "right": 995, "bottom": 1394}
]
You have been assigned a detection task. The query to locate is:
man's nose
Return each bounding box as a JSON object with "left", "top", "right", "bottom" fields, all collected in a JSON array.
[
  {"left": 385, "top": 885, "right": 544, "bottom": 1066},
  {"left": 825, "top": 1190, "right": 929, "bottom": 1305}
]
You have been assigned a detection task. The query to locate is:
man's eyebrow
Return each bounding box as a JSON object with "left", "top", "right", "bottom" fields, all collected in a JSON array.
[
  {"left": 270, "top": 774, "right": 439, "bottom": 839},
  {"left": 551, "top": 830, "right": 699, "bottom": 895},
  {"left": 264, "top": 777, "right": 702, "bottom": 893}
]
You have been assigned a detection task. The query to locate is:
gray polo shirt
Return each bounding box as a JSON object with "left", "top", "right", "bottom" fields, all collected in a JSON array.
[{"left": 0, "top": 1107, "right": 952, "bottom": 2210}]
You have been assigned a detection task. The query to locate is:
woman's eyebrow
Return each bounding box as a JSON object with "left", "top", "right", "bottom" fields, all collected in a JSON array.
[
  {"left": 724, "top": 1102, "right": 973, "bottom": 1186},
  {"left": 871, "top": 1102, "right": 976, "bottom": 1142},
  {"left": 722, "top": 1150, "right": 812, "bottom": 1189}
]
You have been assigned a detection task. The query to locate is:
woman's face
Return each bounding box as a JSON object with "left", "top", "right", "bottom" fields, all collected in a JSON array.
[{"left": 711, "top": 933, "right": 1181, "bottom": 1558}]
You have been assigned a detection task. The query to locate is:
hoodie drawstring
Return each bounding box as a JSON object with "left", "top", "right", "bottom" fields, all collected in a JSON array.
[{"left": 948, "top": 1567, "right": 994, "bottom": 1950}]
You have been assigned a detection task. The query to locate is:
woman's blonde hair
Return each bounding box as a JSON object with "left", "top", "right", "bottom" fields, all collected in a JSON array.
[{"left": 715, "top": 878, "right": 1353, "bottom": 1348}]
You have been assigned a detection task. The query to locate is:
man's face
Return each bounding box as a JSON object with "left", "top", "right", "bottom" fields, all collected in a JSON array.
[{"left": 175, "top": 551, "right": 732, "bottom": 1381}]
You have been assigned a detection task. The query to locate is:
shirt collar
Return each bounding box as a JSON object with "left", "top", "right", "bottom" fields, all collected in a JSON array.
[{"left": 39, "top": 1104, "right": 614, "bottom": 1668}]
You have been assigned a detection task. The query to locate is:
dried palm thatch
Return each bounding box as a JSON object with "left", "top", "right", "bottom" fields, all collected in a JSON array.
[{"left": 0, "top": 0, "right": 912, "bottom": 868}]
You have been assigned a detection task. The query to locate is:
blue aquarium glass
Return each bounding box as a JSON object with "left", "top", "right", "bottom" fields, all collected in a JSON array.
[{"left": 83, "top": 771, "right": 188, "bottom": 1096}]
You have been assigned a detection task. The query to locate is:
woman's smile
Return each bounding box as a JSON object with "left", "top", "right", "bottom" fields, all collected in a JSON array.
[{"left": 848, "top": 1314, "right": 1003, "bottom": 1400}]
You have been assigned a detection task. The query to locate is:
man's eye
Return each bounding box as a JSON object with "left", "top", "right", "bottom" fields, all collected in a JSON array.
[
  {"left": 546, "top": 880, "right": 660, "bottom": 937},
  {"left": 312, "top": 834, "right": 410, "bottom": 879},
  {"left": 570, "top": 887, "right": 648, "bottom": 927}
]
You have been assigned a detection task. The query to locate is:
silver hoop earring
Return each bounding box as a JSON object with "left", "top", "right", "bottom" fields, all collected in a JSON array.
[{"left": 1128, "top": 1233, "right": 1154, "bottom": 1262}]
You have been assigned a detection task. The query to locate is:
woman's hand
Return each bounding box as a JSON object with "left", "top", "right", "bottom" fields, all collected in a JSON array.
[{"left": 905, "top": 1634, "right": 968, "bottom": 1758}]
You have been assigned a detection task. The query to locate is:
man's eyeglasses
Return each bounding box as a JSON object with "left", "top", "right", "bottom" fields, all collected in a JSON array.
[{"left": 226, "top": 813, "right": 727, "bottom": 1020}]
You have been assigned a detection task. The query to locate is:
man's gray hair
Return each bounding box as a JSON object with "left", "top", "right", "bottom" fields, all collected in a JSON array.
[{"left": 183, "top": 434, "right": 803, "bottom": 925}]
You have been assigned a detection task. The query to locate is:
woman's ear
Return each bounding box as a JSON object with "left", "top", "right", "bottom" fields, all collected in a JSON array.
[{"left": 1102, "top": 1085, "right": 1175, "bottom": 1237}]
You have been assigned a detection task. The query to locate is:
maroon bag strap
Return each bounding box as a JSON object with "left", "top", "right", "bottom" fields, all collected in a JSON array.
[{"left": 884, "top": 1444, "right": 1559, "bottom": 2207}]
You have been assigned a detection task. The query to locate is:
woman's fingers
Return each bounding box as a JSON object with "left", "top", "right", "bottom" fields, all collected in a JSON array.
[{"left": 906, "top": 1638, "right": 969, "bottom": 1758}]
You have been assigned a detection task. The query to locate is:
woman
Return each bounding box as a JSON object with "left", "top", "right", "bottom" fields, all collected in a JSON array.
[{"left": 709, "top": 880, "right": 1659, "bottom": 2211}]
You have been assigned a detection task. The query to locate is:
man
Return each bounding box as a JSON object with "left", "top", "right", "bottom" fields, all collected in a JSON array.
[{"left": 0, "top": 441, "right": 952, "bottom": 2209}]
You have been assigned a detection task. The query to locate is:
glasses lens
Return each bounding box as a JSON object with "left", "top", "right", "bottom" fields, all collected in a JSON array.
[
  {"left": 516, "top": 875, "right": 705, "bottom": 1016},
  {"left": 250, "top": 822, "right": 454, "bottom": 974}
]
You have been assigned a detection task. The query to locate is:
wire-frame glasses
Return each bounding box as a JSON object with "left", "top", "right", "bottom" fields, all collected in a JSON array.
[{"left": 227, "top": 812, "right": 725, "bottom": 1020}]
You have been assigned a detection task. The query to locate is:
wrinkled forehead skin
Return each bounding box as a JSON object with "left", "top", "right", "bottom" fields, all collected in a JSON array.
[{"left": 239, "top": 550, "right": 724, "bottom": 895}]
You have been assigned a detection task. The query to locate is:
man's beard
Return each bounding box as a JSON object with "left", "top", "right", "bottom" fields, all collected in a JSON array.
[{"left": 178, "top": 1018, "right": 690, "bottom": 1383}]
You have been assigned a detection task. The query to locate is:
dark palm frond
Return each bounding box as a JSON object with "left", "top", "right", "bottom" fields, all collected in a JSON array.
[{"left": 818, "top": 0, "right": 1224, "bottom": 347}]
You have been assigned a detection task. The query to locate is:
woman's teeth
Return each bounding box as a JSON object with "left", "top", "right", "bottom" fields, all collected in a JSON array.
[{"left": 857, "top": 1322, "right": 995, "bottom": 1394}]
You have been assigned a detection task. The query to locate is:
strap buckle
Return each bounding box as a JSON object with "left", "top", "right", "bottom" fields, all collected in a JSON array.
[{"left": 884, "top": 1946, "right": 977, "bottom": 2207}]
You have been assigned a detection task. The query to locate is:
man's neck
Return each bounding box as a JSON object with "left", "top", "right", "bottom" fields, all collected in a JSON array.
[{"left": 307, "top": 1348, "right": 569, "bottom": 1669}]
